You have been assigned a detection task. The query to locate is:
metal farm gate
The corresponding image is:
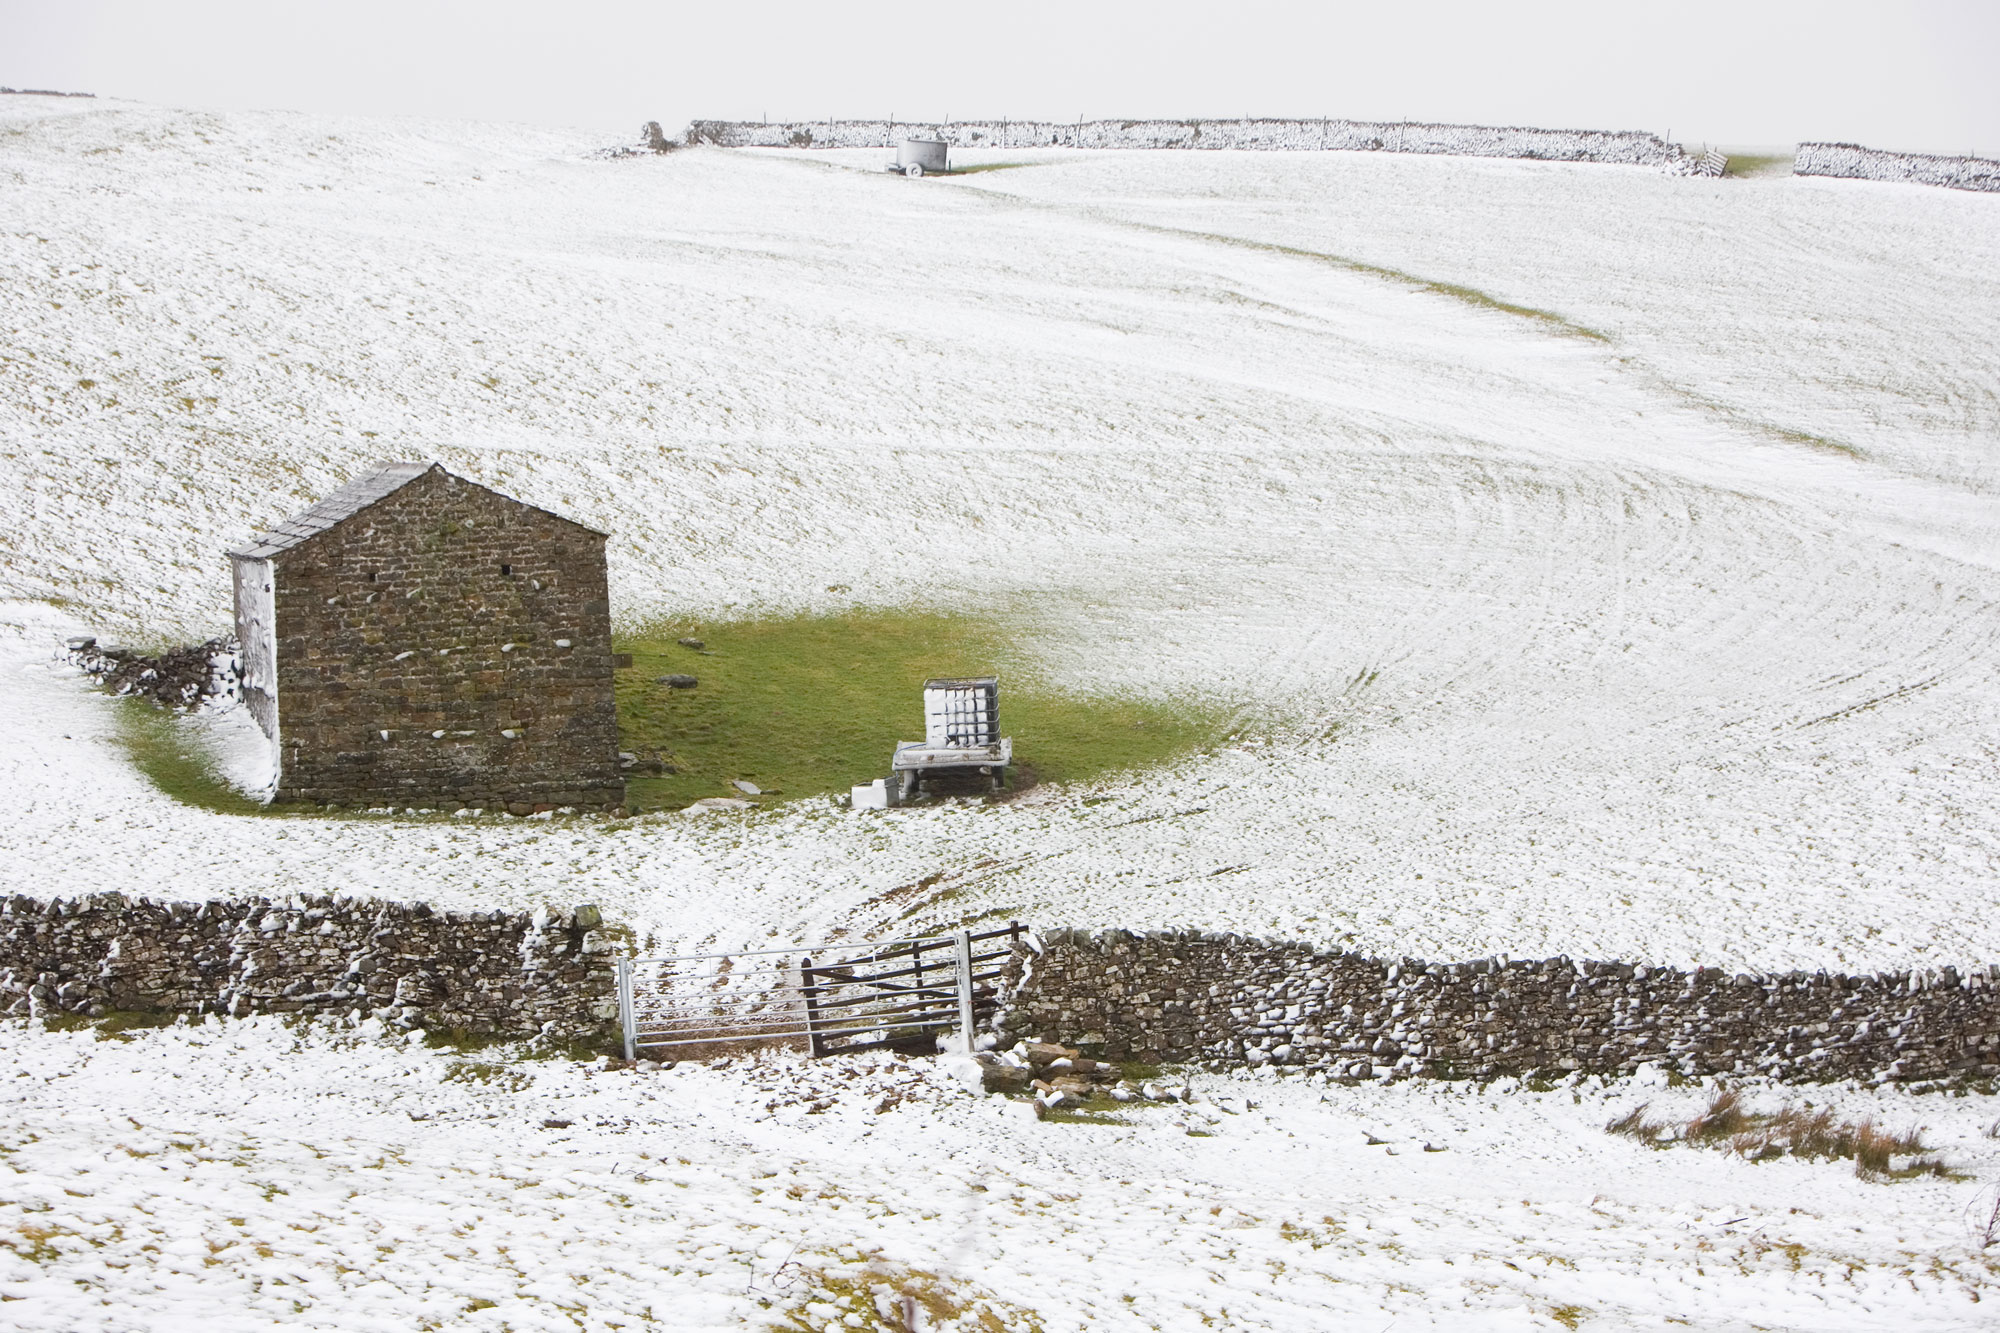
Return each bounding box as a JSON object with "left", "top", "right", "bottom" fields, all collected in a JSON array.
[{"left": 616, "top": 924, "right": 1024, "bottom": 1061}]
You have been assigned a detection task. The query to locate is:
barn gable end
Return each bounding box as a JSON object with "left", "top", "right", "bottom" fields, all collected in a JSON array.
[{"left": 229, "top": 462, "right": 624, "bottom": 812}]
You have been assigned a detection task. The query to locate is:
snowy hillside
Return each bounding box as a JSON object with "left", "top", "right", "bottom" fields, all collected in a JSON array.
[
  {"left": 6, "top": 93, "right": 2000, "bottom": 1332},
  {"left": 6, "top": 96, "right": 2000, "bottom": 969}
]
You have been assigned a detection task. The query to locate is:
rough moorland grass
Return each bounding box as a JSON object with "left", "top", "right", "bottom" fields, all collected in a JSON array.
[
  {"left": 1608, "top": 1085, "right": 1956, "bottom": 1180},
  {"left": 615, "top": 608, "right": 1224, "bottom": 811},
  {"left": 114, "top": 696, "right": 270, "bottom": 817}
]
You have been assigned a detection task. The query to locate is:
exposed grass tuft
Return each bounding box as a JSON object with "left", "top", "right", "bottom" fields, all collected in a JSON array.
[
  {"left": 1684, "top": 1085, "right": 1754, "bottom": 1143},
  {"left": 776, "top": 1254, "right": 1045, "bottom": 1332},
  {"left": 1608, "top": 1085, "right": 1957, "bottom": 1180},
  {"left": 614, "top": 607, "right": 1226, "bottom": 810},
  {"left": 1037, "top": 1101, "right": 1136, "bottom": 1127},
  {"left": 40, "top": 1008, "right": 183, "bottom": 1041},
  {"left": 441, "top": 1061, "right": 534, "bottom": 1092},
  {"left": 1127, "top": 221, "right": 1609, "bottom": 340},
  {"left": 1605, "top": 1102, "right": 1669, "bottom": 1144}
]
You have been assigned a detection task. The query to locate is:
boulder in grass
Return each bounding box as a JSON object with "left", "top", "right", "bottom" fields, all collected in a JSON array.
[
  {"left": 1015, "top": 1040, "right": 1079, "bottom": 1071},
  {"left": 948, "top": 1052, "right": 1033, "bottom": 1096},
  {"left": 657, "top": 674, "right": 698, "bottom": 689},
  {"left": 981, "top": 1063, "right": 1032, "bottom": 1095}
]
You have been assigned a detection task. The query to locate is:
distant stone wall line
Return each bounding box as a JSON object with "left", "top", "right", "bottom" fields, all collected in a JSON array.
[
  {"left": 993, "top": 928, "right": 2000, "bottom": 1084},
  {"left": 0, "top": 893, "right": 619, "bottom": 1042},
  {"left": 1796, "top": 142, "right": 2000, "bottom": 193},
  {"left": 685, "top": 117, "right": 1691, "bottom": 169}
]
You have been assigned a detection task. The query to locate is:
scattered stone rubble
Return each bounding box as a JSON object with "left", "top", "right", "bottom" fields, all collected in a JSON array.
[
  {"left": 956, "top": 1037, "right": 1194, "bottom": 1114},
  {"left": 993, "top": 928, "right": 2000, "bottom": 1085},
  {"left": 0, "top": 893, "right": 618, "bottom": 1042},
  {"left": 65, "top": 635, "right": 239, "bottom": 710}
]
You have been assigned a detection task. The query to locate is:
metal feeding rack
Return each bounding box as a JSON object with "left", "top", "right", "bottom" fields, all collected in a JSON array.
[{"left": 891, "top": 676, "right": 1011, "bottom": 797}]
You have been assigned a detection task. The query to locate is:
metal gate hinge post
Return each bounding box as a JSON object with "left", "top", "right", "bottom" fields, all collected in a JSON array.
[{"left": 954, "top": 929, "right": 976, "bottom": 1054}]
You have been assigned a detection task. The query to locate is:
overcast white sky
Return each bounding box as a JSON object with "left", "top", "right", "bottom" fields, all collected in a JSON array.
[{"left": 4, "top": 1, "right": 1997, "bottom": 154}]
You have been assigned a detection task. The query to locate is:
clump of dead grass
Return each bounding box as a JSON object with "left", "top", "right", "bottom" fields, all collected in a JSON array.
[{"left": 1607, "top": 1085, "right": 1955, "bottom": 1180}]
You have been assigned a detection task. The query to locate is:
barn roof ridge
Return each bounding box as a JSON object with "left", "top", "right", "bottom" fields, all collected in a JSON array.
[{"left": 227, "top": 459, "right": 606, "bottom": 560}]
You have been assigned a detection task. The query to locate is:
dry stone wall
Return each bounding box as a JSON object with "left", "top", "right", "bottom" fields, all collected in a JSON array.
[
  {"left": 686, "top": 117, "right": 1690, "bottom": 168},
  {"left": 0, "top": 894, "right": 618, "bottom": 1042},
  {"left": 65, "top": 635, "right": 238, "bottom": 710},
  {"left": 995, "top": 929, "right": 2000, "bottom": 1084},
  {"left": 1796, "top": 142, "right": 2000, "bottom": 193}
]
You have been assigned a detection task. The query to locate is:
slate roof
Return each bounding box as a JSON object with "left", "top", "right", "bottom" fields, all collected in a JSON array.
[
  {"left": 227, "top": 461, "right": 437, "bottom": 560},
  {"left": 227, "top": 460, "right": 610, "bottom": 561}
]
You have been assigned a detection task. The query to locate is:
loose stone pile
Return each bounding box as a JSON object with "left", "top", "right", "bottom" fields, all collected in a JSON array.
[
  {"left": 958, "top": 1038, "right": 1195, "bottom": 1113},
  {"left": 0, "top": 893, "right": 618, "bottom": 1041},
  {"left": 65, "top": 635, "right": 239, "bottom": 709},
  {"left": 995, "top": 929, "right": 2000, "bottom": 1084}
]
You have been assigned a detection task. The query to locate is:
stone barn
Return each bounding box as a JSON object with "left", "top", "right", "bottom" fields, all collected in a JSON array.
[{"left": 229, "top": 461, "right": 625, "bottom": 812}]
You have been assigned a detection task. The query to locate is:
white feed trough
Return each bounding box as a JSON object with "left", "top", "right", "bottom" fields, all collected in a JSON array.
[
  {"left": 888, "top": 138, "right": 949, "bottom": 178},
  {"left": 891, "top": 676, "right": 1011, "bottom": 797}
]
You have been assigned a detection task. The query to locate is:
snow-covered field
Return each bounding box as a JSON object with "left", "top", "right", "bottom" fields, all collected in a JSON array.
[
  {"left": 5, "top": 1019, "right": 1998, "bottom": 1331},
  {"left": 5, "top": 94, "right": 2000, "bottom": 1326}
]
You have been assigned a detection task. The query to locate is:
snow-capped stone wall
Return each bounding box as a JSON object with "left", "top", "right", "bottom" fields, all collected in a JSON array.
[
  {"left": 1795, "top": 142, "right": 2000, "bottom": 193},
  {"left": 65, "top": 635, "right": 239, "bottom": 711},
  {"left": 997, "top": 929, "right": 2000, "bottom": 1084},
  {"left": 685, "top": 118, "right": 1690, "bottom": 169},
  {"left": 0, "top": 894, "right": 618, "bottom": 1041}
]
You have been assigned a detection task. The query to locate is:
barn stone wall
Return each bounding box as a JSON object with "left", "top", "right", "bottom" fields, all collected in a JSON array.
[
  {"left": 0, "top": 893, "right": 618, "bottom": 1041},
  {"left": 685, "top": 117, "right": 1691, "bottom": 168},
  {"left": 1795, "top": 142, "right": 2000, "bottom": 193},
  {"left": 995, "top": 929, "right": 2000, "bottom": 1084},
  {"left": 255, "top": 469, "right": 623, "bottom": 811}
]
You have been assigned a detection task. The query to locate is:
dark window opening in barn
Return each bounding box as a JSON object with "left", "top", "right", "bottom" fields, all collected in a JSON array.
[
  {"left": 368, "top": 571, "right": 378, "bottom": 582},
  {"left": 500, "top": 564, "right": 513, "bottom": 577}
]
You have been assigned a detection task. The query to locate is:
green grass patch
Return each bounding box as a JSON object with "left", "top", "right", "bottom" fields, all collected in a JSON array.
[
  {"left": 1723, "top": 153, "right": 1794, "bottom": 178},
  {"left": 615, "top": 608, "right": 1224, "bottom": 811},
  {"left": 946, "top": 161, "right": 1040, "bottom": 175},
  {"left": 441, "top": 1061, "right": 534, "bottom": 1092},
  {"left": 114, "top": 696, "right": 270, "bottom": 816},
  {"left": 39, "top": 1009, "right": 183, "bottom": 1040},
  {"left": 1037, "top": 1104, "right": 1135, "bottom": 1126}
]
